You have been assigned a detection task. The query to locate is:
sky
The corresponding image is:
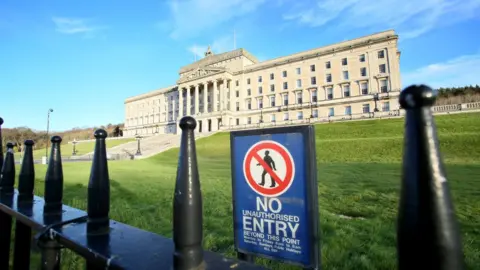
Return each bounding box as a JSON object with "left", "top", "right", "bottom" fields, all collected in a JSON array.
[{"left": 1, "top": 0, "right": 480, "bottom": 131}]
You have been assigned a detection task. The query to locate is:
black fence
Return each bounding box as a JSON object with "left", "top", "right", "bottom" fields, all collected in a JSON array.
[{"left": 0, "top": 85, "right": 465, "bottom": 270}]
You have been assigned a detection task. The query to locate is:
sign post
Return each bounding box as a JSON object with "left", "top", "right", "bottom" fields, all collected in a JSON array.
[{"left": 230, "top": 125, "right": 320, "bottom": 269}]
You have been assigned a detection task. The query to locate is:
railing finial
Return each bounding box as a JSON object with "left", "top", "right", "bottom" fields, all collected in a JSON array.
[
  {"left": 18, "top": 139, "right": 35, "bottom": 202},
  {"left": 397, "top": 84, "right": 465, "bottom": 270},
  {"left": 0, "top": 142, "right": 15, "bottom": 194},
  {"left": 44, "top": 136, "right": 64, "bottom": 214},
  {"left": 173, "top": 116, "right": 205, "bottom": 270},
  {"left": 87, "top": 129, "right": 110, "bottom": 233}
]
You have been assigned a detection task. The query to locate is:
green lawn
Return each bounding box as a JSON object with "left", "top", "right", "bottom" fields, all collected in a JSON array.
[
  {"left": 13, "top": 138, "right": 135, "bottom": 160},
  {"left": 17, "top": 113, "right": 480, "bottom": 269}
]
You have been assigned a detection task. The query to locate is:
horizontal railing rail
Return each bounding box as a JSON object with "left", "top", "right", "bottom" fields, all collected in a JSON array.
[
  {"left": 0, "top": 117, "right": 264, "bottom": 270},
  {"left": 0, "top": 85, "right": 467, "bottom": 269}
]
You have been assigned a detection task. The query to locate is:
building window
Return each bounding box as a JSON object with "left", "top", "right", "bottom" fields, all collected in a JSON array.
[
  {"left": 296, "top": 92, "right": 303, "bottom": 104},
  {"left": 270, "top": 73, "right": 274, "bottom": 80},
  {"left": 271, "top": 114, "right": 276, "bottom": 122},
  {"left": 378, "top": 50, "right": 385, "bottom": 59},
  {"left": 380, "top": 80, "right": 388, "bottom": 93},
  {"left": 236, "top": 80, "right": 239, "bottom": 87},
  {"left": 311, "top": 76, "right": 317, "bottom": 85},
  {"left": 236, "top": 118, "right": 240, "bottom": 125},
  {"left": 359, "top": 54, "right": 365, "bottom": 62},
  {"left": 343, "top": 85, "right": 350, "bottom": 97},
  {"left": 360, "top": 67, "right": 367, "bottom": 77},
  {"left": 296, "top": 67, "right": 301, "bottom": 75},
  {"left": 327, "top": 87, "right": 333, "bottom": 100},
  {"left": 270, "top": 96, "right": 276, "bottom": 107},
  {"left": 312, "top": 90, "right": 318, "bottom": 102},
  {"left": 361, "top": 82, "right": 368, "bottom": 95},
  {"left": 236, "top": 90, "right": 239, "bottom": 97},
  {"left": 258, "top": 86, "right": 263, "bottom": 94},
  {"left": 310, "top": 64, "right": 315, "bottom": 72},
  {"left": 236, "top": 102, "right": 239, "bottom": 111},
  {"left": 284, "top": 112, "right": 289, "bottom": 120},
  {"left": 345, "top": 106, "right": 352, "bottom": 115},
  {"left": 382, "top": 102, "right": 390, "bottom": 112},
  {"left": 379, "top": 64, "right": 386, "bottom": 73},
  {"left": 258, "top": 98, "right": 263, "bottom": 109},
  {"left": 247, "top": 100, "right": 251, "bottom": 110},
  {"left": 296, "top": 79, "right": 302, "bottom": 88},
  {"left": 258, "top": 76, "right": 262, "bottom": 83},
  {"left": 247, "top": 78, "right": 251, "bottom": 84},
  {"left": 326, "top": 74, "right": 332, "bottom": 83},
  {"left": 328, "top": 108, "right": 334, "bottom": 116},
  {"left": 247, "top": 117, "right": 251, "bottom": 124},
  {"left": 312, "top": 109, "right": 318, "bottom": 118},
  {"left": 325, "top": 61, "right": 331, "bottom": 69},
  {"left": 283, "top": 82, "right": 288, "bottom": 90},
  {"left": 283, "top": 70, "right": 287, "bottom": 77},
  {"left": 283, "top": 94, "right": 289, "bottom": 105},
  {"left": 363, "top": 104, "right": 370, "bottom": 113},
  {"left": 342, "top": 58, "right": 348, "bottom": 65},
  {"left": 343, "top": 71, "right": 349, "bottom": 80},
  {"left": 247, "top": 89, "right": 251, "bottom": 96},
  {"left": 270, "top": 84, "right": 275, "bottom": 92},
  {"left": 297, "top": 111, "right": 303, "bottom": 120}
]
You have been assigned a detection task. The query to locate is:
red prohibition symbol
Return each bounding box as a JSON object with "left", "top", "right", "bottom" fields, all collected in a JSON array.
[{"left": 243, "top": 140, "right": 295, "bottom": 197}]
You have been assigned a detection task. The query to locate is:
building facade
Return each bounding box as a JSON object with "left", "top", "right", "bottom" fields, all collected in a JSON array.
[{"left": 124, "top": 30, "right": 402, "bottom": 137}]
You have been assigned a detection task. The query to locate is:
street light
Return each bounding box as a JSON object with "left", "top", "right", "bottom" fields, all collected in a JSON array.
[
  {"left": 135, "top": 134, "right": 142, "bottom": 156},
  {"left": 45, "top": 108, "right": 53, "bottom": 163},
  {"left": 72, "top": 138, "right": 78, "bottom": 156}
]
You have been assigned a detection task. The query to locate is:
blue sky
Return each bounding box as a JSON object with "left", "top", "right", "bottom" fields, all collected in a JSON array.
[{"left": 1, "top": 0, "right": 479, "bottom": 131}]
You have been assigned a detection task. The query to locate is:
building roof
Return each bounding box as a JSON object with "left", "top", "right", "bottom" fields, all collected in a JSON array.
[
  {"left": 178, "top": 48, "right": 259, "bottom": 74},
  {"left": 124, "top": 85, "right": 177, "bottom": 103},
  {"left": 240, "top": 29, "right": 398, "bottom": 73}
]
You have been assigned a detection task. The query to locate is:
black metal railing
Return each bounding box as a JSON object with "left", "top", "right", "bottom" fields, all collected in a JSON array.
[
  {"left": 0, "top": 117, "right": 264, "bottom": 270},
  {"left": 0, "top": 84, "right": 466, "bottom": 270}
]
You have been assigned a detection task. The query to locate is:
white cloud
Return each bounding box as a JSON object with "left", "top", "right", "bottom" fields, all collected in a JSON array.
[
  {"left": 187, "top": 35, "right": 236, "bottom": 59},
  {"left": 52, "top": 17, "right": 107, "bottom": 37},
  {"left": 283, "top": 0, "right": 480, "bottom": 39},
  {"left": 162, "top": 0, "right": 267, "bottom": 39},
  {"left": 402, "top": 51, "right": 480, "bottom": 88}
]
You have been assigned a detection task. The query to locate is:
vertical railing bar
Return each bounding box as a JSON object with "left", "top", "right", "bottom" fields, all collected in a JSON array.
[
  {"left": 13, "top": 139, "right": 35, "bottom": 270},
  {"left": 86, "top": 129, "right": 111, "bottom": 270},
  {"left": 39, "top": 136, "right": 65, "bottom": 270},
  {"left": 173, "top": 116, "right": 205, "bottom": 270},
  {"left": 0, "top": 142, "right": 15, "bottom": 270},
  {"left": 397, "top": 85, "right": 465, "bottom": 270},
  {"left": 0, "top": 117, "right": 4, "bottom": 171}
]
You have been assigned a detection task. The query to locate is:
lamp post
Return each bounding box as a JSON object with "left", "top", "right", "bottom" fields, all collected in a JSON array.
[
  {"left": 72, "top": 138, "right": 78, "bottom": 156},
  {"left": 45, "top": 108, "right": 53, "bottom": 163},
  {"left": 135, "top": 134, "right": 142, "bottom": 156}
]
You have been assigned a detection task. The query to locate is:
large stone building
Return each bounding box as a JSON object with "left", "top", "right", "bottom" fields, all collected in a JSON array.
[{"left": 124, "top": 30, "right": 401, "bottom": 136}]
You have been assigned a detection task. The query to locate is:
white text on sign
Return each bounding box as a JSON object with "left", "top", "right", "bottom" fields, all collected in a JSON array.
[{"left": 242, "top": 197, "right": 302, "bottom": 254}]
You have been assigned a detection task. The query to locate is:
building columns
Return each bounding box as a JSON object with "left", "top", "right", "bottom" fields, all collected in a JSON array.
[
  {"left": 195, "top": 84, "right": 200, "bottom": 114},
  {"left": 203, "top": 82, "right": 208, "bottom": 113},
  {"left": 186, "top": 86, "right": 191, "bottom": 116},
  {"left": 213, "top": 80, "right": 218, "bottom": 112}
]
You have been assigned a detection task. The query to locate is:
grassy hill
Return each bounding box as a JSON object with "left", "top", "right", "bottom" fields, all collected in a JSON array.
[
  {"left": 17, "top": 112, "right": 480, "bottom": 269},
  {"left": 13, "top": 138, "right": 135, "bottom": 160}
]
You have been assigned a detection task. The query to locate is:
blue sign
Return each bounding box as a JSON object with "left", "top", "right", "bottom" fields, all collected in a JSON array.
[{"left": 230, "top": 126, "right": 320, "bottom": 268}]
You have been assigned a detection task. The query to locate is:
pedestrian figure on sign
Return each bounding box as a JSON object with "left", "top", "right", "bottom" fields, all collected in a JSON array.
[{"left": 257, "top": 150, "right": 277, "bottom": 188}]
